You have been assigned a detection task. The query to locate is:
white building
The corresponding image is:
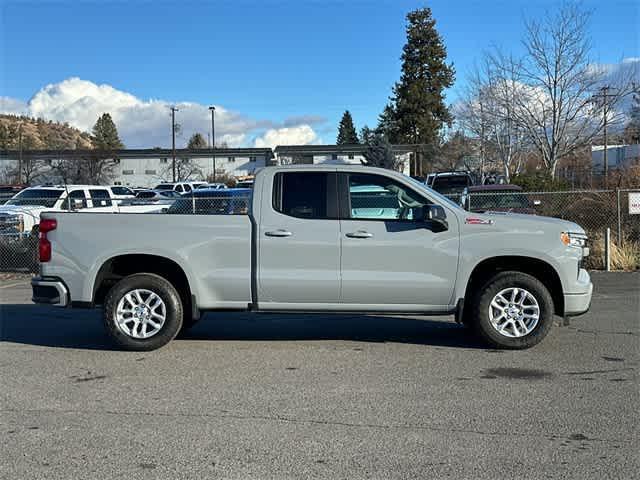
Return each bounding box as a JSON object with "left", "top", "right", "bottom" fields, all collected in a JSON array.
[
  {"left": 591, "top": 144, "right": 640, "bottom": 173},
  {"left": 273, "top": 144, "right": 421, "bottom": 176},
  {"left": 0, "top": 144, "right": 427, "bottom": 186},
  {"left": 111, "top": 148, "right": 274, "bottom": 186},
  {"left": 0, "top": 148, "right": 274, "bottom": 187}
]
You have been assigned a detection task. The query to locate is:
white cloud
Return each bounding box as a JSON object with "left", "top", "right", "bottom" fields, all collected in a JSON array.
[
  {"left": 1, "top": 77, "right": 322, "bottom": 148},
  {"left": 0, "top": 96, "right": 28, "bottom": 115},
  {"left": 253, "top": 125, "right": 319, "bottom": 148}
]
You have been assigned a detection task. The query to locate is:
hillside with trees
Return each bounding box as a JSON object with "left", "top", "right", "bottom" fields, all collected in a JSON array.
[
  {"left": 0, "top": 114, "right": 94, "bottom": 150},
  {"left": 0, "top": 113, "right": 126, "bottom": 185}
]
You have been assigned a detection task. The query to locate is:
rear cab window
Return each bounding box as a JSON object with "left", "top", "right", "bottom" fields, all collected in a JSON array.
[
  {"left": 61, "top": 190, "right": 88, "bottom": 210},
  {"left": 89, "top": 189, "right": 113, "bottom": 207},
  {"left": 272, "top": 172, "right": 338, "bottom": 219}
]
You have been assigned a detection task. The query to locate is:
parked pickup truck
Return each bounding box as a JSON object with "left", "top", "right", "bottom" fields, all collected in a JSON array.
[{"left": 32, "top": 165, "right": 593, "bottom": 351}]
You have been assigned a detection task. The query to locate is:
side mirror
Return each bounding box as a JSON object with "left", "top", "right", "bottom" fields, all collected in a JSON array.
[{"left": 424, "top": 205, "right": 448, "bottom": 231}]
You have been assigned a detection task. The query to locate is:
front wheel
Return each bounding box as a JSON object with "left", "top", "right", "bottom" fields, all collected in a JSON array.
[
  {"left": 468, "top": 271, "right": 554, "bottom": 349},
  {"left": 103, "top": 273, "right": 183, "bottom": 351}
]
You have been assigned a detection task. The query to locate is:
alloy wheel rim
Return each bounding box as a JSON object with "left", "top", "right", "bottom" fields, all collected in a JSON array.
[
  {"left": 488, "top": 287, "right": 540, "bottom": 338},
  {"left": 115, "top": 289, "right": 167, "bottom": 339}
]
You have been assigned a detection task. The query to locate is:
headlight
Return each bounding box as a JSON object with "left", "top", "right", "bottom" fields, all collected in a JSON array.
[{"left": 561, "top": 232, "right": 587, "bottom": 248}]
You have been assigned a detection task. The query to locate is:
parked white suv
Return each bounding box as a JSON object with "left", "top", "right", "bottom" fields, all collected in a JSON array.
[
  {"left": 108, "top": 186, "right": 136, "bottom": 203},
  {"left": 154, "top": 182, "right": 207, "bottom": 194}
]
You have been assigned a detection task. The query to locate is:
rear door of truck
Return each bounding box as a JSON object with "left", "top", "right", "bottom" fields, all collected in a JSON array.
[{"left": 256, "top": 169, "right": 341, "bottom": 307}]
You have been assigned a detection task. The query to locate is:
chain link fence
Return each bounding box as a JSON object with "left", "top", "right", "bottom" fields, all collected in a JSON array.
[
  {"left": 1, "top": 189, "right": 638, "bottom": 273},
  {"left": 459, "top": 189, "right": 640, "bottom": 270}
]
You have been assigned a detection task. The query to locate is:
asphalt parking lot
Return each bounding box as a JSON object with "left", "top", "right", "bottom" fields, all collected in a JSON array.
[{"left": 0, "top": 272, "right": 638, "bottom": 479}]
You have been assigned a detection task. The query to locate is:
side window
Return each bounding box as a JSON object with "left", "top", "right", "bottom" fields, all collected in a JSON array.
[
  {"left": 184, "top": 184, "right": 192, "bottom": 192},
  {"left": 111, "top": 186, "right": 130, "bottom": 196},
  {"left": 90, "top": 189, "right": 113, "bottom": 207},
  {"left": 61, "top": 190, "right": 88, "bottom": 210},
  {"left": 273, "top": 172, "right": 335, "bottom": 219},
  {"left": 176, "top": 185, "right": 184, "bottom": 193},
  {"left": 348, "top": 174, "right": 431, "bottom": 221}
]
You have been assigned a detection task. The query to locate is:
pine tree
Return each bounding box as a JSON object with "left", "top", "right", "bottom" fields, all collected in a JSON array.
[
  {"left": 188, "top": 132, "right": 208, "bottom": 149},
  {"left": 359, "top": 125, "right": 375, "bottom": 145},
  {"left": 85, "top": 113, "right": 123, "bottom": 184},
  {"left": 91, "top": 113, "right": 124, "bottom": 150},
  {"left": 336, "top": 110, "right": 359, "bottom": 144},
  {"left": 361, "top": 133, "right": 401, "bottom": 170},
  {"left": 376, "top": 104, "right": 400, "bottom": 143},
  {"left": 378, "top": 7, "right": 455, "bottom": 147}
]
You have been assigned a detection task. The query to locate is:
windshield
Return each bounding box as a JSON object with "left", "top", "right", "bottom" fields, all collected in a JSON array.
[
  {"left": 431, "top": 175, "right": 471, "bottom": 194},
  {"left": 407, "top": 177, "right": 464, "bottom": 210},
  {"left": 136, "top": 191, "right": 156, "bottom": 199},
  {"left": 154, "top": 184, "right": 174, "bottom": 190},
  {"left": 6, "top": 189, "right": 63, "bottom": 207},
  {"left": 470, "top": 193, "right": 531, "bottom": 210}
]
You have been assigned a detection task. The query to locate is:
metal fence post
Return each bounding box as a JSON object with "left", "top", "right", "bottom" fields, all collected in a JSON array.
[
  {"left": 605, "top": 228, "right": 611, "bottom": 272},
  {"left": 616, "top": 189, "right": 622, "bottom": 246}
]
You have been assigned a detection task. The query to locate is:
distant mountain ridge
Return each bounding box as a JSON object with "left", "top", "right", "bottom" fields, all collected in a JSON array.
[{"left": 0, "top": 114, "right": 94, "bottom": 150}]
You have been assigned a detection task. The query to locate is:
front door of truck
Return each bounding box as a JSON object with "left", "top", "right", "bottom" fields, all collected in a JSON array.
[
  {"left": 339, "top": 172, "right": 459, "bottom": 310},
  {"left": 257, "top": 170, "right": 341, "bottom": 307}
]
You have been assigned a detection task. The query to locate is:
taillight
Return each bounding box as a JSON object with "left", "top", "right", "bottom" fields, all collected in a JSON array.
[{"left": 39, "top": 219, "right": 57, "bottom": 262}]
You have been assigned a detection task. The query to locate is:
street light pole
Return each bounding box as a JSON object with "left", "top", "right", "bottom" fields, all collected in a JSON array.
[
  {"left": 170, "top": 106, "right": 179, "bottom": 182},
  {"left": 209, "top": 106, "right": 216, "bottom": 183},
  {"left": 17, "top": 122, "right": 23, "bottom": 185}
]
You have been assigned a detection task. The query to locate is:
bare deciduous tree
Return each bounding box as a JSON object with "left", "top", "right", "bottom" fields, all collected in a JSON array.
[
  {"left": 509, "top": 4, "right": 633, "bottom": 177},
  {"left": 161, "top": 156, "right": 203, "bottom": 182},
  {"left": 458, "top": 56, "right": 528, "bottom": 182}
]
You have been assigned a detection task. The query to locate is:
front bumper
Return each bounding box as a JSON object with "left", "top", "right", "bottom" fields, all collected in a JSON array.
[
  {"left": 563, "top": 269, "right": 593, "bottom": 317},
  {"left": 31, "top": 277, "right": 69, "bottom": 307}
]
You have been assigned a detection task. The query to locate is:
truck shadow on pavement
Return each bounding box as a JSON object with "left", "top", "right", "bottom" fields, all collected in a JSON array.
[{"left": 0, "top": 304, "right": 486, "bottom": 350}]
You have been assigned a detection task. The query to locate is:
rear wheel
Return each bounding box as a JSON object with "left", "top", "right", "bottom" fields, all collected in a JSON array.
[
  {"left": 468, "top": 271, "right": 554, "bottom": 349},
  {"left": 103, "top": 273, "right": 183, "bottom": 350}
]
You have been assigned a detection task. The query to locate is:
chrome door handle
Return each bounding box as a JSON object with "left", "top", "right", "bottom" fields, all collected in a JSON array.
[
  {"left": 346, "top": 230, "right": 373, "bottom": 239},
  {"left": 265, "top": 229, "right": 293, "bottom": 237}
]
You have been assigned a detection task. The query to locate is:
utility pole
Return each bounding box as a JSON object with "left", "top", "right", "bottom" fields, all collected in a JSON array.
[
  {"left": 17, "top": 122, "right": 23, "bottom": 185},
  {"left": 592, "top": 86, "right": 617, "bottom": 185},
  {"left": 170, "top": 106, "right": 178, "bottom": 182},
  {"left": 209, "top": 106, "right": 216, "bottom": 183}
]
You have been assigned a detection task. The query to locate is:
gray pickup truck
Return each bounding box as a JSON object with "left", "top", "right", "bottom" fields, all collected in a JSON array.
[{"left": 32, "top": 165, "right": 592, "bottom": 351}]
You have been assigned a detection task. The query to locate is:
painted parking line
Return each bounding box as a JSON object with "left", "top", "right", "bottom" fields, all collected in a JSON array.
[{"left": 0, "top": 281, "right": 30, "bottom": 289}]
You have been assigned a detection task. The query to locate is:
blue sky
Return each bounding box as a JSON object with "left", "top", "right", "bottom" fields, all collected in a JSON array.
[{"left": 1, "top": 0, "right": 638, "bottom": 146}]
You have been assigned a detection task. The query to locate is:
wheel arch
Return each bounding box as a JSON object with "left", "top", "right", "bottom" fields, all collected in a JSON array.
[
  {"left": 92, "top": 254, "right": 193, "bottom": 310},
  {"left": 463, "top": 256, "right": 565, "bottom": 316}
]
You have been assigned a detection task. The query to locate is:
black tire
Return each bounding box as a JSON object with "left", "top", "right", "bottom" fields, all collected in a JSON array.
[
  {"left": 468, "top": 271, "right": 554, "bottom": 349},
  {"left": 103, "top": 273, "right": 183, "bottom": 351}
]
